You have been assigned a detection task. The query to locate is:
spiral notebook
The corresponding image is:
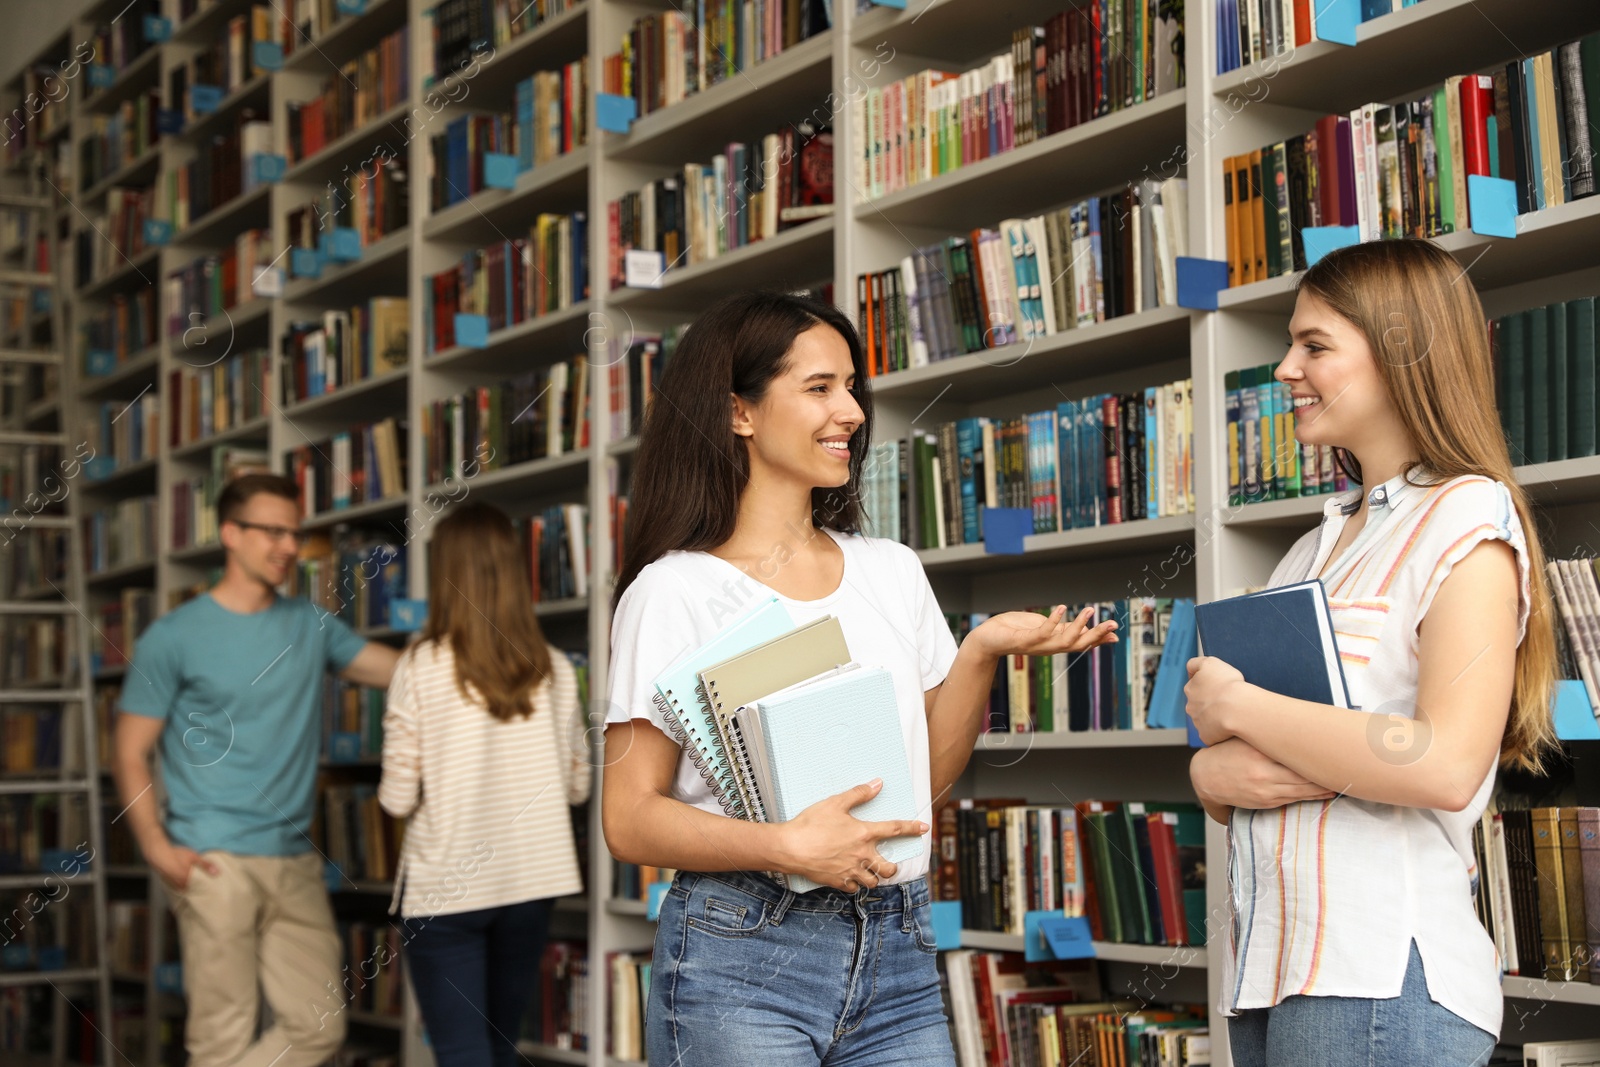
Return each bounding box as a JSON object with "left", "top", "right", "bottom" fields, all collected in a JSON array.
[
  {"left": 650, "top": 596, "right": 795, "bottom": 818},
  {"left": 731, "top": 664, "right": 921, "bottom": 893},
  {"left": 698, "top": 615, "right": 851, "bottom": 815}
]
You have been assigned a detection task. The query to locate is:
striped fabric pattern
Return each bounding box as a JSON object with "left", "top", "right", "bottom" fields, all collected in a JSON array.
[{"left": 379, "top": 640, "right": 589, "bottom": 918}]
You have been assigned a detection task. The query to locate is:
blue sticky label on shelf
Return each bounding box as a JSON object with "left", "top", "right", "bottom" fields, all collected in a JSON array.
[
  {"left": 328, "top": 227, "right": 362, "bottom": 262},
  {"left": 156, "top": 107, "right": 184, "bottom": 134},
  {"left": 646, "top": 881, "right": 669, "bottom": 921},
  {"left": 1468, "top": 174, "right": 1519, "bottom": 239},
  {"left": 327, "top": 733, "right": 363, "bottom": 763},
  {"left": 143, "top": 14, "right": 172, "bottom": 42},
  {"left": 0, "top": 944, "right": 30, "bottom": 970},
  {"left": 454, "top": 313, "right": 490, "bottom": 349},
  {"left": 36, "top": 946, "right": 65, "bottom": 971},
  {"left": 250, "top": 153, "right": 286, "bottom": 185},
  {"left": 336, "top": 0, "right": 367, "bottom": 13},
  {"left": 1554, "top": 679, "right": 1600, "bottom": 740},
  {"left": 981, "top": 506, "right": 1030, "bottom": 554},
  {"left": 155, "top": 962, "right": 183, "bottom": 995},
  {"left": 390, "top": 598, "right": 427, "bottom": 631},
  {"left": 1312, "top": 0, "right": 1359, "bottom": 45},
  {"left": 291, "top": 247, "right": 323, "bottom": 279},
  {"left": 142, "top": 218, "right": 172, "bottom": 246},
  {"left": 88, "top": 64, "right": 114, "bottom": 90},
  {"left": 1176, "top": 256, "right": 1230, "bottom": 311},
  {"left": 84, "top": 457, "right": 115, "bottom": 481},
  {"left": 40, "top": 848, "right": 77, "bottom": 873},
  {"left": 1037, "top": 915, "right": 1097, "bottom": 960},
  {"left": 323, "top": 861, "right": 344, "bottom": 892},
  {"left": 86, "top": 349, "right": 116, "bottom": 377},
  {"left": 484, "top": 152, "right": 518, "bottom": 190},
  {"left": 1301, "top": 224, "right": 1362, "bottom": 268},
  {"left": 252, "top": 40, "right": 284, "bottom": 71},
  {"left": 191, "top": 84, "right": 223, "bottom": 114},
  {"left": 930, "top": 901, "right": 962, "bottom": 950},
  {"left": 596, "top": 93, "right": 638, "bottom": 134}
]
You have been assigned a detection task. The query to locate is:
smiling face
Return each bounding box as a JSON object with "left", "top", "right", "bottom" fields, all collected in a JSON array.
[
  {"left": 220, "top": 490, "right": 303, "bottom": 590},
  {"left": 731, "top": 323, "right": 865, "bottom": 491},
  {"left": 1277, "top": 291, "right": 1405, "bottom": 453}
]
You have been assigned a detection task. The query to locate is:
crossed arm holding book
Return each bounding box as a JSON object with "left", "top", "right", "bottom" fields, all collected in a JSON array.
[{"left": 1186, "top": 540, "right": 1519, "bottom": 824}]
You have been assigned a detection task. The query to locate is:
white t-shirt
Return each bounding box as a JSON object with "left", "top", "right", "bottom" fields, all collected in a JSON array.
[{"left": 605, "top": 527, "right": 960, "bottom": 885}]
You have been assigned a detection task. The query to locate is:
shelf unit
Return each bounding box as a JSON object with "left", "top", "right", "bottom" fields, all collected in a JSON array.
[{"left": 0, "top": 0, "right": 1593, "bottom": 1061}]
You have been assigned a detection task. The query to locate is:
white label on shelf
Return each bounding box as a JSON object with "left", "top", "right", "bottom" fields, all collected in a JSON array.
[{"left": 624, "top": 248, "right": 667, "bottom": 289}]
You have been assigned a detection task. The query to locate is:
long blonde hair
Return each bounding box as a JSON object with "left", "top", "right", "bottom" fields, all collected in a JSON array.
[{"left": 1299, "top": 238, "right": 1557, "bottom": 772}]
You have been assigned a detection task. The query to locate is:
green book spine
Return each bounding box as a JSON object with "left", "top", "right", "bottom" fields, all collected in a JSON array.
[
  {"left": 1528, "top": 307, "right": 1550, "bottom": 464},
  {"left": 1116, "top": 806, "right": 1154, "bottom": 944},
  {"left": 1569, "top": 298, "right": 1597, "bottom": 457},
  {"left": 1087, "top": 810, "right": 1124, "bottom": 943},
  {"left": 1261, "top": 147, "right": 1282, "bottom": 279},
  {"left": 1434, "top": 86, "right": 1456, "bottom": 231},
  {"left": 1583, "top": 35, "right": 1600, "bottom": 180},
  {"left": 1503, "top": 312, "right": 1525, "bottom": 460},
  {"left": 1549, "top": 303, "right": 1569, "bottom": 462}
]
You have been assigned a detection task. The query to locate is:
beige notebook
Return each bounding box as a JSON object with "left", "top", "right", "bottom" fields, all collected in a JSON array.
[{"left": 697, "top": 615, "right": 850, "bottom": 817}]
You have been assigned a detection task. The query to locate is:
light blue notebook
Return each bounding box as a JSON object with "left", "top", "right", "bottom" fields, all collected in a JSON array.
[
  {"left": 737, "top": 665, "right": 921, "bottom": 893},
  {"left": 650, "top": 596, "right": 794, "bottom": 819}
]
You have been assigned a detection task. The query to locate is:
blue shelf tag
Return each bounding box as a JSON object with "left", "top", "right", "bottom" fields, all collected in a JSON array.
[
  {"left": 0, "top": 944, "right": 30, "bottom": 970},
  {"left": 390, "top": 598, "right": 427, "bottom": 631},
  {"left": 291, "top": 247, "right": 324, "bottom": 279},
  {"left": 1302, "top": 224, "right": 1361, "bottom": 268},
  {"left": 88, "top": 64, "right": 115, "bottom": 90},
  {"left": 336, "top": 0, "right": 368, "bottom": 13},
  {"left": 191, "top": 84, "right": 223, "bottom": 114},
  {"left": 36, "top": 946, "right": 65, "bottom": 971},
  {"left": 156, "top": 107, "right": 184, "bottom": 134},
  {"left": 596, "top": 93, "right": 638, "bottom": 134},
  {"left": 646, "top": 881, "right": 670, "bottom": 921},
  {"left": 1312, "top": 0, "right": 1359, "bottom": 45},
  {"left": 930, "top": 900, "right": 962, "bottom": 950},
  {"left": 454, "top": 313, "right": 490, "bottom": 349},
  {"left": 981, "top": 506, "right": 1030, "bottom": 555},
  {"left": 1554, "top": 679, "right": 1600, "bottom": 740},
  {"left": 1030, "top": 913, "right": 1096, "bottom": 961},
  {"left": 84, "top": 457, "right": 115, "bottom": 481},
  {"left": 1468, "top": 174, "right": 1518, "bottom": 239},
  {"left": 143, "top": 14, "right": 172, "bottom": 42},
  {"left": 252, "top": 41, "right": 284, "bottom": 72},
  {"left": 328, "top": 227, "right": 362, "bottom": 262},
  {"left": 40, "top": 848, "right": 77, "bottom": 873},
  {"left": 250, "top": 153, "right": 286, "bottom": 186},
  {"left": 484, "top": 152, "right": 518, "bottom": 190},
  {"left": 86, "top": 349, "right": 116, "bottom": 377},
  {"left": 155, "top": 962, "right": 183, "bottom": 995},
  {"left": 142, "top": 218, "right": 172, "bottom": 246},
  {"left": 1175, "top": 256, "right": 1230, "bottom": 311},
  {"left": 323, "top": 861, "right": 344, "bottom": 892},
  {"left": 327, "top": 733, "right": 362, "bottom": 763}
]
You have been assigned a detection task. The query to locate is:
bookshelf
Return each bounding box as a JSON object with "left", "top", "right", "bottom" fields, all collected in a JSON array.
[{"left": 0, "top": 0, "right": 1588, "bottom": 1061}]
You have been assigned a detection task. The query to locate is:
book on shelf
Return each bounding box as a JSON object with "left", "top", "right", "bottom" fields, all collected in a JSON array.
[
  {"left": 79, "top": 93, "right": 162, "bottom": 191},
  {"left": 1492, "top": 298, "right": 1600, "bottom": 468},
  {"left": 428, "top": 0, "right": 583, "bottom": 81},
  {"left": 170, "top": 446, "right": 271, "bottom": 552},
  {"left": 291, "top": 533, "right": 409, "bottom": 632},
  {"left": 338, "top": 921, "right": 405, "bottom": 1017},
  {"left": 170, "top": 347, "right": 272, "bottom": 447},
  {"left": 164, "top": 231, "right": 271, "bottom": 338},
  {"left": 1544, "top": 556, "right": 1600, "bottom": 718},
  {"left": 603, "top": 326, "right": 688, "bottom": 441},
  {"left": 108, "top": 901, "right": 153, "bottom": 975},
  {"left": 85, "top": 0, "right": 161, "bottom": 77},
  {"left": 169, "top": 9, "right": 282, "bottom": 115},
  {"left": 79, "top": 291, "right": 158, "bottom": 370},
  {"left": 423, "top": 216, "right": 588, "bottom": 353},
  {"left": 608, "top": 950, "right": 650, "bottom": 1061},
  {"left": 1215, "top": 0, "right": 1430, "bottom": 75},
  {"left": 517, "top": 505, "right": 590, "bottom": 602},
  {"left": 611, "top": 861, "right": 677, "bottom": 902},
  {"left": 1225, "top": 363, "right": 1351, "bottom": 506},
  {"left": 158, "top": 110, "right": 273, "bottom": 232},
  {"left": 419, "top": 354, "right": 590, "bottom": 484},
  {"left": 93, "top": 589, "right": 156, "bottom": 673},
  {"left": 318, "top": 783, "right": 401, "bottom": 883},
  {"left": 83, "top": 499, "right": 157, "bottom": 574},
  {"left": 1471, "top": 804, "right": 1599, "bottom": 986},
  {"left": 0, "top": 710, "right": 64, "bottom": 776},
  {"left": 285, "top": 157, "right": 411, "bottom": 259},
  {"left": 74, "top": 184, "right": 155, "bottom": 288},
  {"left": 321, "top": 680, "right": 385, "bottom": 763},
  {"left": 285, "top": 0, "right": 374, "bottom": 57},
  {"left": 3, "top": 526, "right": 67, "bottom": 597},
  {"left": 523, "top": 940, "right": 590, "bottom": 1051},
  {"left": 285, "top": 25, "right": 410, "bottom": 164},
  {"left": 281, "top": 297, "right": 409, "bottom": 405},
  {"left": 88, "top": 396, "right": 160, "bottom": 471},
  {"left": 286, "top": 417, "right": 408, "bottom": 515}
]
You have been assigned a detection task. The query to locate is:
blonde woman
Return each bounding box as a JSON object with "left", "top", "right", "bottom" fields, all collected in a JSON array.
[
  {"left": 1186, "top": 239, "right": 1557, "bottom": 1066},
  {"left": 379, "top": 502, "right": 590, "bottom": 1066}
]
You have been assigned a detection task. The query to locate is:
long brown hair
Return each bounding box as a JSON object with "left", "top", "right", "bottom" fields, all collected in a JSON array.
[
  {"left": 611, "top": 289, "right": 874, "bottom": 611},
  {"left": 423, "top": 502, "right": 554, "bottom": 720},
  {"left": 1299, "top": 238, "right": 1557, "bottom": 772}
]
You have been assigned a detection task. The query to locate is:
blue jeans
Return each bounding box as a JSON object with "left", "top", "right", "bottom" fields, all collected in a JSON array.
[
  {"left": 1228, "top": 941, "right": 1496, "bottom": 1067},
  {"left": 401, "top": 897, "right": 554, "bottom": 1067},
  {"left": 648, "top": 870, "right": 956, "bottom": 1067}
]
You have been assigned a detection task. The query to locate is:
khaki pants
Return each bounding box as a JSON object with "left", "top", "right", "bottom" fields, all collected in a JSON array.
[{"left": 167, "top": 851, "right": 347, "bottom": 1067}]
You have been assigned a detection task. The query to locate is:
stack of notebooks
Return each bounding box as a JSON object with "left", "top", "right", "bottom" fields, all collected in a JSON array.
[{"left": 652, "top": 597, "right": 922, "bottom": 892}]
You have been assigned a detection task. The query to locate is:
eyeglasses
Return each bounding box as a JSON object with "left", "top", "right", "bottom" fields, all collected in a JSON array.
[{"left": 232, "top": 520, "right": 311, "bottom": 546}]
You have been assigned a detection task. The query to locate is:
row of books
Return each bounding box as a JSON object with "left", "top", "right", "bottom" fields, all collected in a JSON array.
[
  {"left": 608, "top": 950, "right": 650, "bottom": 1061},
  {"left": 1549, "top": 557, "right": 1600, "bottom": 719},
  {"left": 108, "top": 901, "right": 153, "bottom": 976},
  {"left": 604, "top": 328, "right": 684, "bottom": 442},
  {"left": 857, "top": 182, "right": 1190, "bottom": 376},
  {"left": 521, "top": 504, "right": 591, "bottom": 602},
  {"left": 428, "top": 59, "right": 589, "bottom": 210},
  {"left": 0, "top": 714, "right": 64, "bottom": 778},
  {"left": 340, "top": 922, "right": 405, "bottom": 1018},
  {"left": 1215, "top": 0, "right": 1429, "bottom": 74},
  {"left": 158, "top": 113, "right": 274, "bottom": 233},
  {"left": 3, "top": 527, "right": 66, "bottom": 599},
  {"left": 281, "top": 299, "right": 409, "bottom": 406},
  {"left": 73, "top": 186, "right": 154, "bottom": 289},
  {"left": 170, "top": 348, "right": 271, "bottom": 449},
  {"left": 935, "top": 798, "right": 1207, "bottom": 947},
  {"left": 287, "top": 418, "right": 408, "bottom": 517},
  {"left": 611, "top": 861, "right": 678, "bottom": 902},
  {"left": 170, "top": 446, "right": 271, "bottom": 552},
  {"left": 320, "top": 784, "right": 400, "bottom": 884},
  {"left": 605, "top": 123, "right": 832, "bottom": 290},
  {"left": 93, "top": 589, "right": 155, "bottom": 673},
  {"left": 77, "top": 91, "right": 161, "bottom": 194},
  {"left": 947, "top": 599, "right": 1191, "bottom": 736},
  {"left": 286, "top": 157, "right": 411, "bottom": 261},
  {"left": 85, "top": 0, "right": 160, "bottom": 76},
  {"left": 945, "top": 953, "right": 1208, "bottom": 1067},
  {"left": 80, "top": 291, "right": 158, "bottom": 373},
  {"left": 0, "top": 444, "right": 70, "bottom": 520},
  {"left": 1492, "top": 299, "right": 1600, "bottom": 467},
  {"left": 291, "top": 534, "right": 409, "bottom": 633},
  {"left": 601, "top": 0, "right": 830, "bottom": 120},
  {"left": 1470, "top": 806, "right": 1599, "bottom": 984},
  {"left": 88, "top": 395, "right": 160, "bottom": 471},
  {"left": 524, "top": 940, "right": 590, "bottom": 1050},
  {"left": 1224, "top": 363, "right": 1354, "bottom": 505},
  {"left": 285, "top": 25, "right": 410, "bottom": 164},
  {"left": 423, "top": 215, "right": 589, "bottom": 353},
  {"left": 4, "top": 618, "right": 73, "bottom": 688},
  {"left": 322, "top": 681, "right": 384, "bottom": 763},
  {"left": 853, "top": 6, "right": 1182, "bottom": 204},
  {"left": 418, "top": 357, "right": 591, "bottom": 486},
  {"left": 428, "top": 0, "right": 581, "bottom": 80},
  {"left": 163, "top": 230, "right": 270, "bottom": 338},
  {"left": 83, "top": 498, "right": 156, "bottom": 575},
  {"left": 167, "top": 8, "right": 284, "bottom": 120}
]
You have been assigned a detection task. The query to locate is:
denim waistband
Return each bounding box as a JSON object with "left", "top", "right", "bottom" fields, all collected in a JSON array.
[{"left": 676, "top": 869, "right": 929, "bottom": 917}]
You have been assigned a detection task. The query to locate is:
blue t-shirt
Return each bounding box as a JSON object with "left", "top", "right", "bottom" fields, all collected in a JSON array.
[{"left": 121, "top": 593, "right": 367, "bottom": 855}]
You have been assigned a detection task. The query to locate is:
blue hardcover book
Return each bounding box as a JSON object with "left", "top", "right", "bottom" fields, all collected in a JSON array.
[
  {"left": 1193, "top": 580, "right": 1353, "bottom": 710},
  {"left": 1145, "top": 386, "right": 1159, "bottom": 520},
  {"left": 1057, "top": 401, "right": 1078, "bottom": 530},
  {"left": 1144, "top": 598, "right": 1196, "bottom": 730},
  {"left": 957, "top": 417, "right": 981, "bottom": 544}
]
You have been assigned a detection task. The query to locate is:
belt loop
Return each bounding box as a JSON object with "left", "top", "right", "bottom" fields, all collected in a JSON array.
[
  {"left": 771, "top": 883, "right": 796, "bottom": 926},
  {"left": 900, "top": 884, "right": 914, "bottom": 933}
]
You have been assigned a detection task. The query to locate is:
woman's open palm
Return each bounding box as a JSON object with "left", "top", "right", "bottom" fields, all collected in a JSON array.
[{"left": 974, "top": 605, "right": 1118, "bottom": 658}]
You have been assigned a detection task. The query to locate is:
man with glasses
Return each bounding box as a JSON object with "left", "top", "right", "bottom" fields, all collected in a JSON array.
[{"left": 114, "top": 473, "right": 402, "bottom": 1067}]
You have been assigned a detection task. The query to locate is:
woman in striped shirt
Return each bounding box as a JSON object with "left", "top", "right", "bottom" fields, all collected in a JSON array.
[
  {"left": 379, "top": 502, "right": 589, "bottom": 1067},
  {"left": 1186, "top": 238, "right": 1559, "bottom": 1067}
]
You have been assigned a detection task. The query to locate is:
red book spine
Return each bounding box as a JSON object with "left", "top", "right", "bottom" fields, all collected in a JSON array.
[
  {"left": 1102, "top": 394, "right": 1123, "bottom": 523},
  {"left": 1461, "top": 73, "right": 1494, "bottom": 177},
  {"left": 1315, "top": 114, "right": 1340, "bottom": 227}
]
